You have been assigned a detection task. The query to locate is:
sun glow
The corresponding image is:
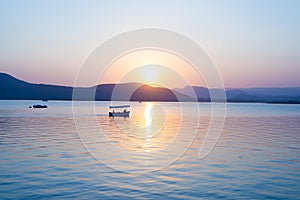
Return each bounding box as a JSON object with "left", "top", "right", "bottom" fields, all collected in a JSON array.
[
  {"left": 139, "top": 65, "right": 160, "bottom": 83},
  {"left": 99, "top": 49, "right": 205, "bottom": 88}
]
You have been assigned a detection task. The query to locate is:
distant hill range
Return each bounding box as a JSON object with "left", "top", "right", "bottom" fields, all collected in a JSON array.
[
  {"left": 174, "top": 86, "right": 300, "bottom": 103},
  {"left": 1, "top": 72, "right": 300, "bottom": 103}
]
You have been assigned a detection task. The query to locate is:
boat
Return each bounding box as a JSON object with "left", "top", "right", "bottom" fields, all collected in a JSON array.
[
  {"left": 32, "top": 104, "right": 48, "bottom": 108},
  {"left": 109, "top": 105, "right": 130, "bottom": 117}
]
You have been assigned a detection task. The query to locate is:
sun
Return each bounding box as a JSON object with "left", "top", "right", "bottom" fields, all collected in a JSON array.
[
  {"left": 99, "top": 50, "right": 205, "bottom": 88},
  {"left": 138, "top": 65, "right": 160, "bottom": 84}
]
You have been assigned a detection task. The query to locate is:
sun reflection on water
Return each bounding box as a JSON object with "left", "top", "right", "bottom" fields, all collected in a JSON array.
[
  {"left": 144, "top": 102, "right": 153, "bottom": 127},
  {"left": 99, "top": 102, "right": 183, "bottom": 153}
]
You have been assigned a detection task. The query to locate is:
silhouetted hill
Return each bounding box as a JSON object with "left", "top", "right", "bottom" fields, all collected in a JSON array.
[
  {"left": 175, "top": 85, "right": 300, "bottom": 103},
  {"left": 227, "top": 88, "right": 300, "bottom": 102},
  {"left": 0, "top": 73, "right": 190, "bottom": 101},
  {"left": 130, "top": 85, "right": 177, "bottom": 101},
  {"left": 0, "top": 73, "right": 73, "bottom": 100},
  {"left": 174, "top": 86, "right": 210, "bottom": 99},
  {"left": 1, "top": 72, "right": 300, "bottom": 103}
]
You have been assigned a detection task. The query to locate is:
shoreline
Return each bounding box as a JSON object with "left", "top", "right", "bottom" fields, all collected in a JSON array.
[{"left": 0, "top": 99, "right": 299, "bottom": 104}]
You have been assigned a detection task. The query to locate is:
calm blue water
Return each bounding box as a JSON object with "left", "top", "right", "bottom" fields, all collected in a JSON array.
[{"left": 1, "top": 100, "right": 300, "bottom": 199}]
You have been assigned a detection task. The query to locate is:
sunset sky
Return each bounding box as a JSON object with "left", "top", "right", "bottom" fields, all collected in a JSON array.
[{"left": 0, "top": 0, "right": 299, "bottom": 88}]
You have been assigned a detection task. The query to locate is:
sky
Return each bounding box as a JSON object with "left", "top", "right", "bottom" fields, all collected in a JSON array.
[{"left": 0, "top": 0, "right": 299, "bottom": 88}]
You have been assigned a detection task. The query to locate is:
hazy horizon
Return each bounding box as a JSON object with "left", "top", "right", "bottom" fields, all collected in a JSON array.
[{"left": 2, "top": 71, "right": 300, "bottom": 90}]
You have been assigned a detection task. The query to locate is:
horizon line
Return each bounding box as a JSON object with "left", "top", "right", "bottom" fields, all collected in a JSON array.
[{"left": 1, "top": 71, "right": 300, "bottom": 89}]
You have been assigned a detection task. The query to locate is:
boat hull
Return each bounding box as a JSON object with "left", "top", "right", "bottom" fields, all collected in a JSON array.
[
  {"left": 32, "top": 105, "right": 48, "bottom": 108},
  {"left": 109, "top": 111, "right": 130, "bottom": 117}
]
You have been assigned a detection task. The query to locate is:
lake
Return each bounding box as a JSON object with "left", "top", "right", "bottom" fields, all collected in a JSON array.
[{"left": 1, "top": 100, "right": 300, "bottom": 199}]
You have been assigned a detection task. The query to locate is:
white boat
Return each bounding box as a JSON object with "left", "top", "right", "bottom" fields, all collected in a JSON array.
[{"left": 109, "top": 105, "right": 130, "bottom": 117}]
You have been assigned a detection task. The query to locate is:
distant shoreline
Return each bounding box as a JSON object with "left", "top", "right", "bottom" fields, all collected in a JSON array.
[{"left": 0, "top": 99, "right": 299, "bottom": 104}]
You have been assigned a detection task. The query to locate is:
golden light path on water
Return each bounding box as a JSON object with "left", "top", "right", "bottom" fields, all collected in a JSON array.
[
  {"left": 73, "top": 100, "right": 207, "bottom": 173},
  {"left": 101, "top": 102, "right": 182, "bottom": 154},
  {"left": 144, "top": 102, "right": 153, "bottom": 151},
  {"left": 144, "top": 102, "right": 153, "bottom": 128}
]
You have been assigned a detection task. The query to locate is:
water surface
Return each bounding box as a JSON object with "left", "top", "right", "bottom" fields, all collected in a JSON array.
[{"left": 0, "top": 101, "right": 300, "bottom": 199}]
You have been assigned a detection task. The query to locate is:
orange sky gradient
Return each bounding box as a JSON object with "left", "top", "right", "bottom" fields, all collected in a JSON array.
[{"left": 99, "top": 50, "right": 206, "bottom": 88}]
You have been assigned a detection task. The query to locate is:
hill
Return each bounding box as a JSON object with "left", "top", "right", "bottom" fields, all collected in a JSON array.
[
  {"left": 175, "top": 86, "right": 300, "bottom": 103},
  {"left": 0, "top": 73, "right": 191, "bottom": 101}
]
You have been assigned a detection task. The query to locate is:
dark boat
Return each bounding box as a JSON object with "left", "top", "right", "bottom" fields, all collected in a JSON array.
[{"left": 32, "top": 104, "right": 48, "bottom": 108}]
